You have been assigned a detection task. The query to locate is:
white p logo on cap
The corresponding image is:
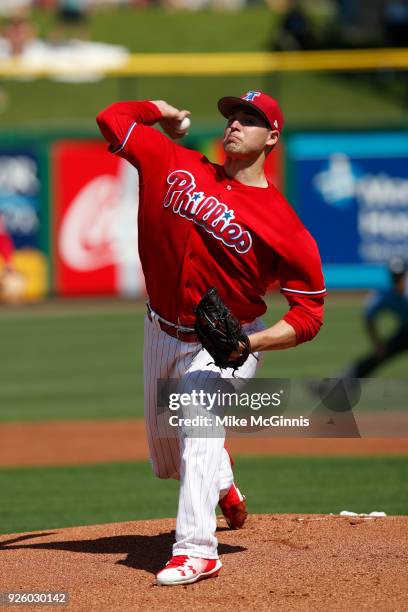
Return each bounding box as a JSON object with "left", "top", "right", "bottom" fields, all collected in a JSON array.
[{"left": 242, "top": 91, "right": 261, "bottom": 102}]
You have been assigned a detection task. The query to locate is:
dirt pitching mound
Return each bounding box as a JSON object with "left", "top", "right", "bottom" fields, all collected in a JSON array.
[{"left": 1, "top": 514, "right": 407, "bottom": 611}]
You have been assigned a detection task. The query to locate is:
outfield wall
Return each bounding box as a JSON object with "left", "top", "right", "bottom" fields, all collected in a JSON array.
[{"left": 0, "top": 127, "right": 407, "bottom": 298}]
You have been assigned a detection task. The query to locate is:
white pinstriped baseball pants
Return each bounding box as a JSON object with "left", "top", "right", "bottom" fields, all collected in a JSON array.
[{"left": 143, "top": 313, "right": 264, "bottom": 559}]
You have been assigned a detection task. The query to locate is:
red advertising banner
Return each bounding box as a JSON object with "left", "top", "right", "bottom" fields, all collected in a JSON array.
[{"left": 52, "top": 140, "right": 143, "bottom": 296}]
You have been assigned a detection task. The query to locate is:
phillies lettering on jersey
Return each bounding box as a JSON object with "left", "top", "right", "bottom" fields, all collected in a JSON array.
[{"left": 163, "top": 170, "right": 252, "bottom": 254}]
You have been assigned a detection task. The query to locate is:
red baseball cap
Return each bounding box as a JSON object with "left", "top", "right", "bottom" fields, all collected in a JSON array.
[{"left": 217, "top": 90, "right": 284, "bottom": 132}]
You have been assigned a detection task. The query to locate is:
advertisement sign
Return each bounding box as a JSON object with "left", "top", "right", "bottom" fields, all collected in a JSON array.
[
  {"left": 52, "top": 140, "right": 143, "bottom": 297},
  {"left": 288, "top": 132, "right": 408, "bottom": 287},
  {"left": 0, "top": 147, "right": 48, "bottom": 299}
]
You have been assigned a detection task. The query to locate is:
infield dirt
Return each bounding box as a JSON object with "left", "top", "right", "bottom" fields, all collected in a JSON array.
[
  {"left": 1, "top": 419, "right": 407, "bottom": 468},
  {"left": 1, "top": 514, "right": 407, "bottom": 611}
]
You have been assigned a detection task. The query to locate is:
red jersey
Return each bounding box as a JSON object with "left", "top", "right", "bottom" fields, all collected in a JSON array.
[{"left": 97, "top": 101, "right": 327, "bottom": 344}]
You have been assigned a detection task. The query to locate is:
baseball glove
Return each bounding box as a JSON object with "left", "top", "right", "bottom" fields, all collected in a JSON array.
[{"left": 194, "top": 287, "right": 251, "bottom": 371}]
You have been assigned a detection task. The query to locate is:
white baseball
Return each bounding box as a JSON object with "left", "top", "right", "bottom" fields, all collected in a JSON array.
[{"left": 178, "top": 117, "right": 191, "bottom": 132}]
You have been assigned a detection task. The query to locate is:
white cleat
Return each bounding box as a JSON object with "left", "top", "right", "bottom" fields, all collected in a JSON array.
[{"left": 156, "top": 555, "right": 222, "bottom": 586}]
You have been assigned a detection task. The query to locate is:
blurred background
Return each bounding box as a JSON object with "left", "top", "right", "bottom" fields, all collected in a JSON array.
[
  {"left": 0, "top": 0, "right": 407, "bottom": 300},
  {"left": 0, "top": 0, "right": 407, "bottom": 537}
]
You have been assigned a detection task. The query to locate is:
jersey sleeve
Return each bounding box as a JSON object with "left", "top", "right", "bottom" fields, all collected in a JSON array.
[
  {"left": 277, "top": 227, "right": 327, "bottom": 299},
  {"left": 276, "top": 227, "right": 327, "bottom": 344},
  {"left": 96, "top": 100, "right": 175, "bottom": 182},
  {"left": 283, "top": 294, "right": 325, "bottom": 344}
]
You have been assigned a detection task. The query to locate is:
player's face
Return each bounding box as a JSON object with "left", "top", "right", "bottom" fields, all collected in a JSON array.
[{"left": 223, "top": 108, "right": 278, "bottom": 157}]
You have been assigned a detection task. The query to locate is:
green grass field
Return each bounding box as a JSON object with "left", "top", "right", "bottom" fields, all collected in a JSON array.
[
  {"left": 0, "top": 8, "right": 406, "bottom": 129},
  {"left": 0, "top": 296, "right": 406, "bottom": 535},
  {"left": 0, "top": 456, "right": 406, "bottom": 535},
  {"left": 1, "top": 295, "right": 407, "bottom": 423}
]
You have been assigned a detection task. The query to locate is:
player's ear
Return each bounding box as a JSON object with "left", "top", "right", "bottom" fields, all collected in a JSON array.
[{"left": 266, "top": 130, "right": 279, "bottom": 147}]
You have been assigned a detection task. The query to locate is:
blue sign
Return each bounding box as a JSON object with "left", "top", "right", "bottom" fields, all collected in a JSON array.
[
  {"left": 0, "top": 149, "right": 41, "bottom": 249},
  {"left": 288, "top": 132, "right": 408, "bottom": 288}
]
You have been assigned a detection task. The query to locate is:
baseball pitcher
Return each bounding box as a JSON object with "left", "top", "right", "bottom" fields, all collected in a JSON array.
[{"left": 97, "top": 90, "right": 327, "bottom": 586}]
